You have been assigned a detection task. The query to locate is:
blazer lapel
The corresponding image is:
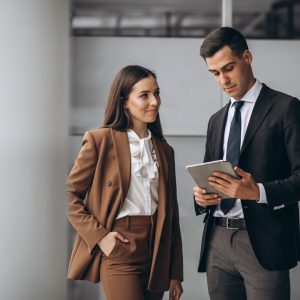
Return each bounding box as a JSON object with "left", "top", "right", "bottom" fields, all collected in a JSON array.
[
  {"left": 111, "top": 129, "right": 131, "bottom": 204},
  {"left": 212, "top": 102, "right": 230, "bottom": 160},
  {"left": 152, "top": 136, "right": 168, "bottom": 221},
  {"left": 241, "top": 85, "right": 276, "bottom": 154},
  {"left": 151, "top": 136, "right": 168, "bottom": 269}
]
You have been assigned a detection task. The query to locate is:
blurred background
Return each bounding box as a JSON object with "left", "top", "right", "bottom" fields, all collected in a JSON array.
[{"left": 1, "top": 1, "right": 300, "bottom": 300}]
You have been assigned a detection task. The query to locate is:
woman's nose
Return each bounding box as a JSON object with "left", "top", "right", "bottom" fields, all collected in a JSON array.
[{"left": 150, "top": 94, "right": 160, "bottom": 106}]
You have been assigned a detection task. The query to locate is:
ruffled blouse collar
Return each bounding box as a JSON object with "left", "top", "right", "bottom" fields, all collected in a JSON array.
[{"left": 127, "top": 129, "right": 158, "bottom": 179}]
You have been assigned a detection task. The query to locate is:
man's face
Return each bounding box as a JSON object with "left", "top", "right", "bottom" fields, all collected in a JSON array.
[{"left": 205, "top": 45, "right": 254, "bottom": 100}]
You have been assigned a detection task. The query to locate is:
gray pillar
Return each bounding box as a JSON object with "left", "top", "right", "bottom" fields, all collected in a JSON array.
[
  {"left": 222, "top": 0, "right": 233, "bottom": 27},
  {"left": 0, "top": 1, "right": 69, "bottom": 300}
]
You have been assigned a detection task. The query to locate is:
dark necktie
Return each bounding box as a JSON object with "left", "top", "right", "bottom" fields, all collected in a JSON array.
[{"left": 220, "top": 100, "right": 244, "bottom": 214}]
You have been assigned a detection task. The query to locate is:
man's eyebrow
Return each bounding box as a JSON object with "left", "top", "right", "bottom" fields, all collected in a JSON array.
[{"left": 209, "top": 61, "right": 236, "bottom": 73}]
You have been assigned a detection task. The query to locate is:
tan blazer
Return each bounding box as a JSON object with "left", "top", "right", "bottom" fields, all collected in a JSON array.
[{"left": 67, "top": 128, "right": 183, "bottom": 291}]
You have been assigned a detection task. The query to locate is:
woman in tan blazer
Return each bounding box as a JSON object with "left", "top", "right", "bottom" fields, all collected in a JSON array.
[{"left": 67, "top": 65, "right": 183, "bottom": 300}]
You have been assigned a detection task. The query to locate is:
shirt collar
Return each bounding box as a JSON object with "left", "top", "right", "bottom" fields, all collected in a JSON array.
[
  {"left": 127, "top": 129, "right": 152, "bottom": 141},
  {"left": 230, "top": 79, "right": 263, "bottom": 107}
]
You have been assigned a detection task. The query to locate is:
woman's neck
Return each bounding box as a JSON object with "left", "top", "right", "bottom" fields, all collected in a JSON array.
[{"left": 131, "top": 125, "right": 148, "bottom": 139}]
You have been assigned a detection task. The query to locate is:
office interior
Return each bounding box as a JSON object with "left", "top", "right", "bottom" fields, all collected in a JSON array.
[{"left": 1, "top": 1, "right": 300, "bottom": 300}]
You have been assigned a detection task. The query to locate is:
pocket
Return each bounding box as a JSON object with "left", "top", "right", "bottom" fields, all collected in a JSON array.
[
  {"left": 255, "top": 125, "right": 279, "bottom": 136},
  {"left": 107, "top": 239, "right": 120, "bottom": 257},
  {"left": 203, "top": 212, "right": 209, "bottom": 223}
]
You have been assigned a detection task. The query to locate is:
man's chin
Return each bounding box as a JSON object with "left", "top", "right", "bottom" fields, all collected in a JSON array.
[
  {"left": 223, "top": 90, "right": 236, "bottom": 97},
  {"left": 223, "top": 89, "right": 242, "bottom": 99}
]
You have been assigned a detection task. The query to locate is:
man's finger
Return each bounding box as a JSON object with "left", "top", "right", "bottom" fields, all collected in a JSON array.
[
  {"left": 196, "top": 198, "right": 221, "bottom": 206},
  {"left": 211, "top": 172, "right": 234, "bottom": 182},
  {"left": 168, "top": 289, "right": 174, "bottom": 300},
  {"left": 193, "top": 186, "right": 207, "bottom": 193},
  {"left": 234, "top": 167, "right": 247, "bottom": 177},
  {"left": 194, "top": 191, "right": 218, "bottom": 199},
  {"left": 176, "top": 286, "right": 183, "bottom": 300},
  {"left": 209, "top": 178, "right": 231, "bottom": 189}
]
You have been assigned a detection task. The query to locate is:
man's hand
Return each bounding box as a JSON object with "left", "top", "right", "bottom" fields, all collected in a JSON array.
[
  {"left": 208, "top": 167, "right": 260, "bottom": 200},
  {"left": 193, "top": 186, "right": 221, "bottom": 207},
  {"left": 169, "top": 279, "right": 183, "bottom": 300},
  {"left": 98, "top": 232, "right": 129, "bottom": 256}
]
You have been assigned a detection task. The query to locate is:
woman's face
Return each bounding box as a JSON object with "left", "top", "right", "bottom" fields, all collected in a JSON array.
[{"left": 124, "top": 76, "right": 160, "bottom": 129}]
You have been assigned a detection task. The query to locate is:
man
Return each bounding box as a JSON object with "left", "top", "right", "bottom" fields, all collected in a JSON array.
[{"left": 193, "top": 27, "right": 300, "bottom": 300}]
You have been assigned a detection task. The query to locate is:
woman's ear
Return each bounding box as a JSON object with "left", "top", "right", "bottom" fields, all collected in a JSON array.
[{"left": 122, "top": 97, "right": 128, "bottom": 109}]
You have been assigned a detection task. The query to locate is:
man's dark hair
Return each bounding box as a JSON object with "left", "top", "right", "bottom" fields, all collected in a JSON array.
[{"left": 200, "top": 27, "right": 249, "bottom": 59}]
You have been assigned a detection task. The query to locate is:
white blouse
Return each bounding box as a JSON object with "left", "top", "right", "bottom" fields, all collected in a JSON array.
[{"left": 116, "top": 129, "right": 159, "bottom": 219}]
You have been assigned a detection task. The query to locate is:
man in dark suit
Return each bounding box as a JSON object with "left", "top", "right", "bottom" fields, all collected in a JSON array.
[{"left": 193, "top": 27, "right": 300, "bottom": 300}]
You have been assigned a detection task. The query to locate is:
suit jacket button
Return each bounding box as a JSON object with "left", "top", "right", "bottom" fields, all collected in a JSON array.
[{"left": 107, "top": 181, "right": 112, "bottom": 187}]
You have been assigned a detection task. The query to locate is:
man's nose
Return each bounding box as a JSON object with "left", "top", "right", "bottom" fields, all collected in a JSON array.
[{"left": 220, "top": 73, "right": 229, "bottom": 85}]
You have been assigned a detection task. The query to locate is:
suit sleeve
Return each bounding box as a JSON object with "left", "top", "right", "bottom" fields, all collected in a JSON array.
[
  {"left": 67, "top": 131, "right": 109, "bottom": 254},
  {"left": 169, "top": 148, "right": 184, "bottom": 282},
  {"left": 263, "top": 98, "right": 300, "bottom": 209}
]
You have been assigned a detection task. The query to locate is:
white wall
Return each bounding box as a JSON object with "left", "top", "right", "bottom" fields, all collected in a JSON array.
[
  {"left": 71, "top": 37, "right": 220, "bottom": 135},
  {"left": 72, "top": 37, "right": 300, "bottom": 136},
  {"left": 0, "top": 1, "right": 69, "bottom": 300},
  {"left": 70, "top": 36, "right": 300, "bottom": 300}
]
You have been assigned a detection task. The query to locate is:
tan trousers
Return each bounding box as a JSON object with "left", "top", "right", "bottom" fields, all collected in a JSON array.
[{"left": 100, "top": 213, "right": 164, "bottom": 300}]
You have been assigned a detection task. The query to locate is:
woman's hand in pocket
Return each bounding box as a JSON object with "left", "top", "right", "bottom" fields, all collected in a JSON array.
[{"left": 98, "top": 232, "right": 129, "bottom": 256}]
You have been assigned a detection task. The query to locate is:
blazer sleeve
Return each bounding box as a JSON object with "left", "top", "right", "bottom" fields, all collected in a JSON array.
[
  {"left": 263, "top": 98, "right": 300, "bottom": 209},
  {"left": 67, "top": 131, "right": 109, "bottom": 254},
  {"left": 169, "top": 148, "right": 184, "bottom": 282}
]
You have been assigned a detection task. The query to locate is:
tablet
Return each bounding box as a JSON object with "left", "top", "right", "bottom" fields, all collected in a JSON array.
[{"left": 185, "top": 160, "right": 239, "bottom": 198}]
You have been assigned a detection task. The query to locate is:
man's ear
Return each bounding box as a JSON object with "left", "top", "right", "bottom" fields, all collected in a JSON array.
[{"left": 243, "top": 50, "right": 252, "bottom": 64}]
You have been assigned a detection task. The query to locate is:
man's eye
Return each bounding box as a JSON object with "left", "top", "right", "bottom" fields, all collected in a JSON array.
[
  {"left": 154, "top": 92, "right": 160, "bottom": 97},
  {"left": 224, "top": 66, "right": 233, "bottom": 72}
]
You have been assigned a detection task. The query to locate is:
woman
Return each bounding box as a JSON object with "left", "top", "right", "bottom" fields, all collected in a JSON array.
[{"left": 67, "top": 65, "right": 183, "bottom": 300}]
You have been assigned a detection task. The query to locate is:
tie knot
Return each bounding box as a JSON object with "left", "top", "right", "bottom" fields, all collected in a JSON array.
[{"left": 234, "top": 100, "right": 244, "bottom": 111}]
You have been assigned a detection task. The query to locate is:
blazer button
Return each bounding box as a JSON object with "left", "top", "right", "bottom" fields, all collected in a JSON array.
[{"left": 107, "top": 181, "right": 112, "bottom": 187}]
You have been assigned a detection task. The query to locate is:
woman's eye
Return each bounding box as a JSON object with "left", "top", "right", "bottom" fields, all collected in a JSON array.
[{"left": 140, "top": 93, "right": 148, "bottom": 99}]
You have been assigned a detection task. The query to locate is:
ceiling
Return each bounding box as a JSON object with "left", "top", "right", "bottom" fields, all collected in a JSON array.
[{"left": 71, "top": 0, "right": 300, "bottom": 38}]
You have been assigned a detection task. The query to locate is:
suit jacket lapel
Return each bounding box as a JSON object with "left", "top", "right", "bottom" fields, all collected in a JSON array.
[
  {"left": 152, "top": 136, "right": 168, "bottom": 221},
  {"left": 111, "top": 128, "right": 169, "bottom": 216},
  {"left": 111, "top": 129, "right": 131, "bottom": 204},
  {"left": 213, "top": 102, "right": 230, "bottom": 160},
  {"left": 151, "top": 136, "right": 168, "bottom": 268},
  {"left": 241, "top": 85, "right": 276, "bottom": 154}
]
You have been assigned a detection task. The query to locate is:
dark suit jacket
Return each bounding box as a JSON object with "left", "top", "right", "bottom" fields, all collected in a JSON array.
[
  {"left": 67, "top": 128, "right": 183, "bottom": 291},
  {"left": 195, "top": 84, "right": 300, "bottom": 272}
]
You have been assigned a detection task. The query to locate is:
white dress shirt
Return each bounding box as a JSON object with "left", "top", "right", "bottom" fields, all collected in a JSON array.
[
  {"left": 116, "top": 129, "right": 159, "bottom": 219},
  {"left": 213, "top": 79, "right": 267, "bottom": 219}
]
